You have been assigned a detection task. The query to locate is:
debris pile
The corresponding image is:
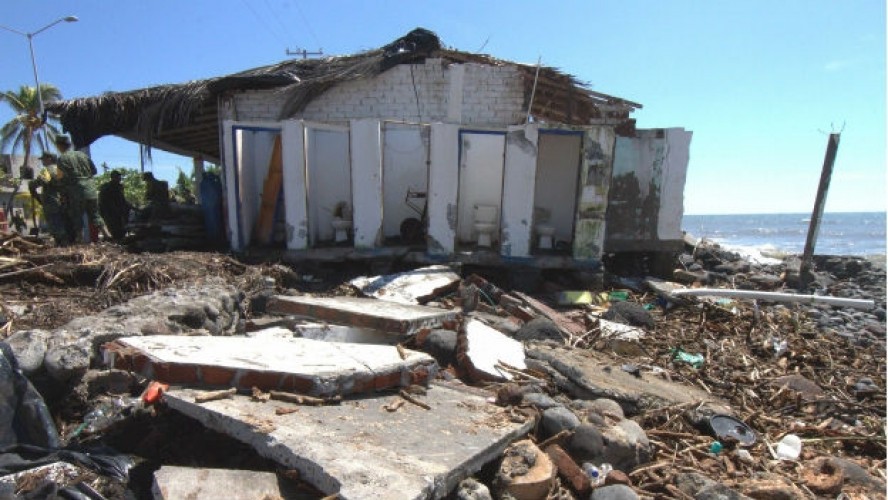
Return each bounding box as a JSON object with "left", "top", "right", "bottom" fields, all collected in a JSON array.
[{"left": 0, "top": 233, "right": 884, "bottom": 499}]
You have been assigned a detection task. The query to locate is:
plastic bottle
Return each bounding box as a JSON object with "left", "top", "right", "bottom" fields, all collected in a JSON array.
[{"left": 582, "top": 462, "right": 613, "bottom": 486}]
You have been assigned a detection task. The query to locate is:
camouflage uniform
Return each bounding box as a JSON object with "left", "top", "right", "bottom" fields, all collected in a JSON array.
[
  {"left": 28, "top": 167, "right": 68, "bottom": 245},
  {"left": 56, "top": 149, "right": 103, "bottom": 243}
]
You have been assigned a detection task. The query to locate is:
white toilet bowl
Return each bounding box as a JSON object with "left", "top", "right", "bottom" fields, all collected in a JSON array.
[
  {"left": 473, "top": 205, "right": 498, "bottom": 247},
  {"left": 536, "top": 224, "right": 556, "bottom": 250},
  {"left": 331, "top": 218, "right": 352, "bottom": 243}
]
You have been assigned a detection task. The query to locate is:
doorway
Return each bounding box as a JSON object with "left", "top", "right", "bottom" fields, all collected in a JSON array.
[
  {"left": 456, "top": 131, "right": 506, "bottom": 248},
  {"left": 305, "top": 125, "right": 351, "bottom": 246}
]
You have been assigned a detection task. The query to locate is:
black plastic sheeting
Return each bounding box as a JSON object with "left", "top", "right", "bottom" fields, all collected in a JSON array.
[{"left": 0, "top": 342, "right": 133, "bottom": 496}]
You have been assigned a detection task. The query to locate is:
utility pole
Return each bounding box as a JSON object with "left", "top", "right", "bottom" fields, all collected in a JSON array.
[
  {"left": 286, "top": 47, "right": 323, "bottom": 59},
  {"left": 800, "top": 133, "right": 841, "bottom": 286}
]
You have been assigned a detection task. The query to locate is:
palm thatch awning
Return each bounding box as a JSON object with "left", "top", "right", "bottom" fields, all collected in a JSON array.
[{"left": 47, "top": 28, "right": 640, "bottom": 162}]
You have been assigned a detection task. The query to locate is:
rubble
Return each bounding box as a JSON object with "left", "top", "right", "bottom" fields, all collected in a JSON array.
[{"left": 0, "top": 234, "right": 884, "bottom": 499}]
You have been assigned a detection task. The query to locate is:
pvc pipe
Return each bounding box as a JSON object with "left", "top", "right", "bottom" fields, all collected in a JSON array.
[{"left": 669, "top": 288, "right": 875, "bottom": 310}]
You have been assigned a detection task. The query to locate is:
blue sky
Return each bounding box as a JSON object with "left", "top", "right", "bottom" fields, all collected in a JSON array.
[{"left": 1, "top": 1, "right": 884, "bottom": 214}]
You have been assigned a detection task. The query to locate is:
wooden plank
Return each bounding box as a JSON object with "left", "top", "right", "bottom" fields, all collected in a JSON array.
[{"left": 253, "top": 134, "right": 283, "bottom": 245}]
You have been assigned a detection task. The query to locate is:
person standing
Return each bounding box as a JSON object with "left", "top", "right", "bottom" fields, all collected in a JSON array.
[
  {"left": 98, "top": 170, "right": 131, "bottom": 241},
  {"left": 29, "top": 152, "right": 70, "bottom": 245},
  {"left": 54, "top": 135, "right": 107, "bottom": 243}
]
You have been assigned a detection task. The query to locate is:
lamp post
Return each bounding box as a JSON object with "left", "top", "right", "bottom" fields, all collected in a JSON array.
[{"left": 0, "top": 16, "right": 79, "bottom": 147}]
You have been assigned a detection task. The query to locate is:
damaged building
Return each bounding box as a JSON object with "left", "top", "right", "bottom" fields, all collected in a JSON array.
[{"left": 48, "top": 28, "right": 691, "bottom": 271}]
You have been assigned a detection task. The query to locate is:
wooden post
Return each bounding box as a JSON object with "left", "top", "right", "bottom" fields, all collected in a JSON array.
[{"left": 800, "top": 133, "right": 840, "bottom": 279}]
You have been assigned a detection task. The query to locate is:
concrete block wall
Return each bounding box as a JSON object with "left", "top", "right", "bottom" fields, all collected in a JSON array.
[
  {"left": 461, "top": 64, "right": 525, "bottom": 126},
  {"left": 230, "top": 59, "right": 526, "bottom": 126},
  {"left": 233, "top": 90, "right": 288, "bottom": 122}
]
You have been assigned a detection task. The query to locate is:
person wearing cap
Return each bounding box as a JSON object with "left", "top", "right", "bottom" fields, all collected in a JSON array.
[
  {"left": 29, "top": 152, "right": 70, "bottom": 245},
  {"left": 99, "top": 170, "right": 131, "bottom": 241},
  {"left": 53, "top": 134, "right": 108, "bottom": 243}
]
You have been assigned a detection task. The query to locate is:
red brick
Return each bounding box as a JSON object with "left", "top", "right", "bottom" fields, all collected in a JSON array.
[
  {"left": 201, "top": 366, "right": 236, "bottom": 386},
  {"left": 237, "top": 370, "right": 285, "bottom": 391},
  {"left": 279, "top": 375, "right": 314, "bottom": 394},
  {"left": 544, "top": 444, "right": 591, "bottom": 495}
]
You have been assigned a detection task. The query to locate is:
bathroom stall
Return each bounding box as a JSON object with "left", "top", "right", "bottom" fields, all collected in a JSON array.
[
  {"left": 456, "top": 130, "right": 506, "bottom": 249},
  {"left": 382, "top": 123, "right": 430, "bottom": 245},
  {"left": 305, "top": 124, "right": 352, "bottom": 245},
  {"left": 229, "top": 125, "right": 283, "bottom": 249},
  {"left": 532, "top": 130, "right": 583, "bottom": 254}
]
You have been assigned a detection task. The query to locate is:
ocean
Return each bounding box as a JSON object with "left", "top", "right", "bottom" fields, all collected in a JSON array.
[{"left": 682, "top": 212, "right": 886, "bottom": 258}]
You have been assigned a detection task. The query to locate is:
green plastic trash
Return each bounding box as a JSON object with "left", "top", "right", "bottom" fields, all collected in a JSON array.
[
  {"left": 609, "top": 290, "right": 629, "bottom": 302},
  {"left": 671, "top": 348, "right": 705, "bottom": 369}
]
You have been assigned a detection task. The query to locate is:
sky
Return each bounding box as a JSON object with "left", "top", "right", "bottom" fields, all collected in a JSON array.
[{"left": 0, "top": 1, "right": 884, "bottom": 215}]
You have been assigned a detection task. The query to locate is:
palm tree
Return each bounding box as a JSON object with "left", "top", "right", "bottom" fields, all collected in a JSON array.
[{"left": 0, "top": 84, "right": 63, "bottom": 213}]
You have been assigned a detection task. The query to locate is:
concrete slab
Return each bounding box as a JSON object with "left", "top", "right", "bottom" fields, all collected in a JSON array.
[
  {"left": 163, "top": 382, "right": 534, "bottom": 500},
  {"left": 103, "top": 336, "right": 437, "bottom": 397},
  {"left": 267, "top": 295, "right": 459, "bottom": 334},
  {"left": 246, "top": 323, "right": 398, "bottom": 345},
  {"left": 512, "top": 291, "right": 585, "bottom": 337},
  {"left": 461, "top": 319, "right": 526, "bottom": 381},
  {"left": 152, "top": 466, "right": 312, "bottom": 499},
  {"left": 349, "top": 265, "right": 461, "bottom": 305},
  {"left": 0, "top": 462, "right": 82, "bottom": 491},
  {"left": 526, "top": 343, "right": 724, "bottom": 414}
]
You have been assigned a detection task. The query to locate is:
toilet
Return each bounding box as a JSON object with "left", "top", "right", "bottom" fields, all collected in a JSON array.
[
  {"left": 331, "top": 202, "right": 353, "bottom": 243},
  {"left": 473, "top": 204, "right": 498, "bottom": 247},
  {"left": 534, "top": 207, "right": 555, "bottom": 250},
  {"left": 331, "top": 218, "right": 352, "bottom": 243}
]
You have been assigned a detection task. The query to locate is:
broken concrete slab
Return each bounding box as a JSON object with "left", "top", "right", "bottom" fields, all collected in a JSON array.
[
  {"left": 460, "top": 319, "right": 526, "bottom": 381},
  {"left": 0, "top": 462, "right": 83, "bottom": 495},
  {"left": 596, "top": 318, "right": 645, "bottom": 341},
  {"left": 511, "top": 291, "right": 585, "bottom": 337},
  {"left": 163, "top": 381, "right": 534, "bottom": 500},
  {"left": 349, "top": 265, "right": 460, "bottom": 305},
  {"left": 151, "top": 466, "right": 311, "bottom": 499},
  {"left": 267, "top": 295, "right": 459, "bottom": 335},
  {"left": 525, "top": 343, "right": 723, "bottom": 414},
  {"left": 103, "top": 335, "right": 437, "bottom": 397},
  {"left": 293, "top": 322, "right": 398, "bottom": 344}
]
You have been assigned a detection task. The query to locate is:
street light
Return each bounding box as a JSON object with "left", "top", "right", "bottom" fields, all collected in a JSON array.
[{"left": 0, "top": 16, "right": 79, "bottom": 148}]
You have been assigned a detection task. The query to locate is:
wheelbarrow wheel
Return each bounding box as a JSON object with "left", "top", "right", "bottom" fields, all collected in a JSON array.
[{"left": 400, "top": 217, "right": 423, "bottom": 244}]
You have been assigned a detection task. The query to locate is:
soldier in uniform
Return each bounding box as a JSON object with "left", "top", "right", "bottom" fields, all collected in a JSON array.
[
  {"left": 29, "top": 152, "right": 70, "bottom": 245},
  {"left": 54, "top": 135, "right": 108, "bottom": 243},
  {"left": 98, "top": 170, "right": 131, "bottom": 241}
]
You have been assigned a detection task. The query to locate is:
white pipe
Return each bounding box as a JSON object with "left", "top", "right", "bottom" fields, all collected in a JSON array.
[{"left": 669, "top": 288, "right": 875, "bottom": 310}]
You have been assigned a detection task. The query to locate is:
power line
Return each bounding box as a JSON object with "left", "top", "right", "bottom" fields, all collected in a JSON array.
[
  {"left": 239, "top": 0, "right": 287, "bottom": 45},
  {"left": 292, "top": 1, "right": 322, "bottom": 49}
]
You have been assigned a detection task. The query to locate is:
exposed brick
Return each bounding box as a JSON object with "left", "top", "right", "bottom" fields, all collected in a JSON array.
[
  {"left": 201, "top": 366, "right": 236, "bottom": 386},
  {"left": 237, "top": 370, "right": 286, "bottom": 391},
  {"left": 544, "top": 444, "right": 591, "bottom": 495}
]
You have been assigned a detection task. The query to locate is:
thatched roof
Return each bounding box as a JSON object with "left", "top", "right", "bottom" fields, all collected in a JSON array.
[{"left": 48, "top": 28, "right": 641, "bottom": 162}]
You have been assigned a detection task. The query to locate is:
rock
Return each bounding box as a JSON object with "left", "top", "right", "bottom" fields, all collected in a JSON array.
[
  {"left": 599, "top": 419, "right": 651, "bottom": 472},
  {"left": 674, "top": 472, "right": 752, "bottom": 499},
  {"left": 569, "top": 424, "right": 605, "bottom": 462},
  {"left": 740, "top": 474, "right": 803, "bottom": 500},
  {"left": 81, "top": 369, "right": 138, "bottom": 397},
  {"left": 769, "top": 374, "right": 824, "bottom": 401},
  {"left": 819, "top": 456, "right": 885, "bottom": 492},
  {"left": 44, "top": 343, "right": 90, "bottom": 383},
  {"left": 603, "top": 469, "right": 631, "bottom": 486},
  {"left": 583, "top": 398, "right": 625, "bottom": 421},
  {"left": 522, "top": 393, "right": 561, "bottom": 410},
  {"left": 673, "top": 269, "right": 709, "bottom": 285},
  {"left": 455, "top": 478, "right": 493, "bottom": 500},
  {"left": 541, "top": 406, "right": 581, "bottom": 438},
  {"left": 514, "top": 317, "right": 563, "bottom": 342},
  {"left": 5, "top": 329, "right": 49, "bottom": 375},
  {"left": 588, "top": 484, "right": 638, "bottom": 500},
  {"left": 602, "top": 302, "right": 654, "bottom": 329},
  {"left": 421, "top": 329, "right": 458, "bottom": 366},
  {"left": 496, "top": 440, "right": 555, "bottom": 500},
  {"left": 801, "top": 457, "right": 844, "bottom": 495},
  {"left": 747, "top": 273, "right": 783, "bottom": 289}
]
